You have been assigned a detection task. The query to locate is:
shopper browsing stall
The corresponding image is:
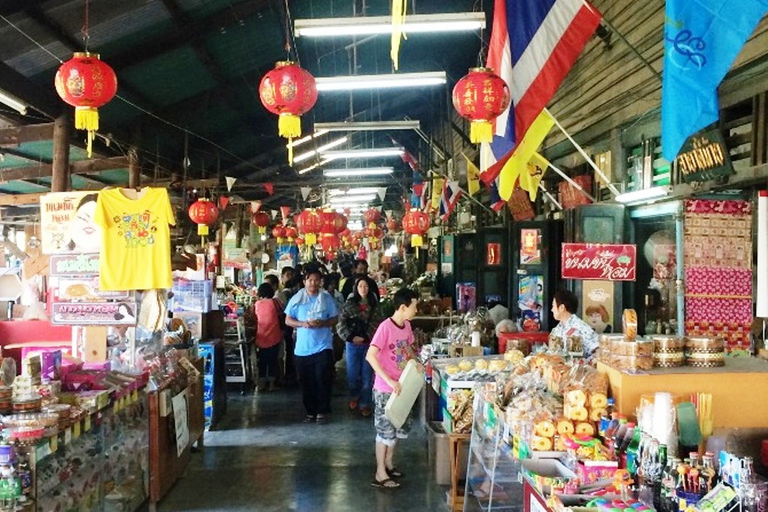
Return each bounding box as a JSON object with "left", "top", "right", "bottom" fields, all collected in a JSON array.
[
  {"left": 337, "top": 277, "right": 384, "bottom": 417},
  {"left": 365, "top": 288, "right": 422, "bottom": 489},
  {"left": 550, "top": 289, "right": 599, "bottom": 359},
  {"left": 253, "top": 283, "right": 283, "bottom": 392},
  {"left": 285, "top": 267, "right": 339, "bottom": 424}
]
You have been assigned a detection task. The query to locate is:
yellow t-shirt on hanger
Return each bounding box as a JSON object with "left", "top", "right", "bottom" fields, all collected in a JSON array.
[{"left": 94, "top": 187, "right": 176, "bottom": 291}]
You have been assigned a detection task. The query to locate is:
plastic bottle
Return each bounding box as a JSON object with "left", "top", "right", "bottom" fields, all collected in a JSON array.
[
  {"left": 599, "top": 398, "right": 616, "bottom": 437},
  {"left": 662, "top": 457, "right": 680, "bottom": 512},
  {"left": 626, "top": 428, "right": 643, "bottom": 476},
  {"left": 613, "top": 417, "right": 629, "bottom": 449},
  {"left": 652, "top": 444, "right": 667, "bottom": 511},
  {"left": 619, "top": 422, "right": 637, "bottom": 452}
]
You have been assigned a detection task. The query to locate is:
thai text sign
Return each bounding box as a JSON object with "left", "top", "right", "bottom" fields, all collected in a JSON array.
[
  {"left": 51, "top": 302, "right": 137, "bottom": 326},
  {"left": 677, "top": 129, "right": 734, "bottom": 183},
  {"left": 49, "top": 253, "right": 99, "bottom": 276},
  {"left": 561, "top": 243, "right": 637, "bottom": 281}
]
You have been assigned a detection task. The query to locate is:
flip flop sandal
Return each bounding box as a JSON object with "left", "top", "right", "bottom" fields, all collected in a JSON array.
[
  {"left": 315, "top": 414, "right": 327, "bottom": 424},
  {"left": 370, "top": 477, "right": 400, "bottom": 489},
  {"left": 386, "top": 467, "right": 404, "bottom": 478},
  {"left": 303, "top": 415, "right": 316, "bottom": 423}
]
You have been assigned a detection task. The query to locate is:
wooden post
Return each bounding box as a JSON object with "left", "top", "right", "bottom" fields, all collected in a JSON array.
[
  {"left": 51, "top": 114, "right": 70, "bottom": 192},
  {"left": 128, "top": 147, "right": 141, "bottom": 189}
]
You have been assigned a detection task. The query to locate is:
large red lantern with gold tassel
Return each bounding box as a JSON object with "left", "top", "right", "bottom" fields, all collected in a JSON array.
[
  {"left": 258, "top": 61, "right": 318, "bottom": 165},
  {"left": 402, "top": 210, "right": 430, "bottom": 251},
  {"left": 296, "top": 209, "right": 323, "bottom": 246},
  {"left": 252, "top": 212, "right": 270, "bottom": 234},
  {"left": 452, "top": 67, "right": 509, "bottom": 144},
  {"left": 54, "top": 53, "right": 118, "bottom": 158},
  {"left": 188, "top": 198, "right": 219, "bottom": 237}
]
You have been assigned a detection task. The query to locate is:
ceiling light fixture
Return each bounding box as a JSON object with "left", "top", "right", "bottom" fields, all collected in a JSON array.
[
  {"left": 322, "top": 148, "right": 404, "bottom": 160},
  {"left": 324, "top": 168, "right": 395, "bottom": 177},
  {"left": 287, "top": 129, "right": 330, "bottom": 149},
  {"left": 327, "top": 187, "right": 381, "bottom": 196},
  {"left": 615, "top": 186, "right": 671, "bottom": 205},
  {"left": 293, "top": 136, "right": 349, "bottom": 164},
  {"left": 295, "top": 13, "right": 485, "bottom": 37},
  {"left": 314, "top": 120, "right": 420, "bottom": 132},
  {"left": 0, "top": 89, "right": 28, "bottom": 115},
  {"left": 316, "top": 72, "right": 446, "bottom": 92},
  {"left": 329, "top": 194, "right": 377, "bottom": 203}
]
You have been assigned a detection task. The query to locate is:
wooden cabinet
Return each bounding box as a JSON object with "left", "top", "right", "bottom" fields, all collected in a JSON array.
[{"left": 147, "top": 358, "right": 204, "bottom": 511}]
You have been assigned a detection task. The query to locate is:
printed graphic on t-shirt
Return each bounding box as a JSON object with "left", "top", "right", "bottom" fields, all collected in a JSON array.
[
  {"left": 114, "top": 210, "right": 158, "bottom": 248},
  {"left": 390, "top": 338, "right": 410, "bottom": 370}
]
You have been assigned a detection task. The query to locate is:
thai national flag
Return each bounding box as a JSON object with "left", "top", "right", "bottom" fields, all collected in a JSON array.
[
  {"left": 480, "top": 0, "right": 602, "bottom": 180},
  {"left": 439, "top": 181, "right": 462, "bottom": 221}
]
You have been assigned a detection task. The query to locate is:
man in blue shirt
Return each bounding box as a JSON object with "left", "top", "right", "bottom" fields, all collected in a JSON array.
[{"left": 285, "top": 266, "right": 339, "bottom": 423}]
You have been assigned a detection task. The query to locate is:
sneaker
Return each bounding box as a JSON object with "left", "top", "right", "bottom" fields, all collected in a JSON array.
[
  {"left": 360, "top": 407, "right": 372, "bottom": 418},
  {"left": 348, "top": 399, "right": 358, "bottom": 411},
  {"left": 303, "top": 415, "right": 316, "bottom": 423},
  {"left": 315, "top": 414, "right": 327, "bottom": 424}
]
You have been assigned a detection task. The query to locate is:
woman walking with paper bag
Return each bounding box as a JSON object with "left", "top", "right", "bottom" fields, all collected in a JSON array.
[{"left": 365, "top": 288, "right": 423, "bottom": 489}]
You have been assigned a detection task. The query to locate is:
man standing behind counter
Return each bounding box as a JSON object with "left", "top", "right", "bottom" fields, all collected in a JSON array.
[
  {"left": 550, "top": 289, "right": 599, "bottom": 360},
  {"left": 285, "top": 266, "right": 339, "bottom": 424}
]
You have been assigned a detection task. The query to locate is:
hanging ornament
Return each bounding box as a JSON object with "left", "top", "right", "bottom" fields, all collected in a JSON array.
[
  {"left": 54, "top": 52, "right": 118, "bottom": 157},
  {"left": 252, "top": 211, "right": 270, "bottom": 234},
  {"left": 452, "top": 67, "right": 510, "bottom": 144},
  {"left": 296, "top": 209, "right": 323, "bottom": 246},
  {"left": 283, "top": 225, "right": 298, "bottom": 241},
  {"left": 188, "top": 198, "right": 219, "bottom": 237},
  {"left": 363, "top": 208, "right": 382, "bottom": 229},
  {"left": 402, "top": 210, "right": 430, "bottom": 254},
  {"left": 271, "top": 225, "right": 286, "bottom": 244},
  {"left": 258, "top": 61, "right": 318, "bottom": 165}
]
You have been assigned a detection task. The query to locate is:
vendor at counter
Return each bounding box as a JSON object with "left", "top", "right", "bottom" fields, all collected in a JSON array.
[{"left": 550, "top": 290, "right": 599, "bottom": 360}]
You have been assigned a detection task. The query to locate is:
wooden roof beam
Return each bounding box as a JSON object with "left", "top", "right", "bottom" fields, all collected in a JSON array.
[{"left": 0, "top": 123, "right": 55, "bottom": 147}]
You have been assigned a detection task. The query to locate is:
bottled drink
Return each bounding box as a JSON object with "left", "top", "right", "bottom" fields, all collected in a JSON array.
[
  {"left": 620, "top": 423, "right": 637, "bottom": 452},
  {"left": 653, "top": 445, "right": 668, "bottom": 512},
  {"left": 701, "top": 452, "right": 717, "bottom": 493},
  {"left": 662, "top": 457, "right": 681, "bottom": 512},
  {"left": 599, "top": 398, "right": 615, "bottom": 437},
  {"left": 613, "top": 418, "right": 629, "bottom": 449},
  {"left": 626, "top": 427, "right": 643, "bottom": 476}
]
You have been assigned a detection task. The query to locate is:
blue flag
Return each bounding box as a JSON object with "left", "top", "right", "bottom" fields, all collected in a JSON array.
[{"left": 662, "top": 0, "right": 768, "bottom": 161}]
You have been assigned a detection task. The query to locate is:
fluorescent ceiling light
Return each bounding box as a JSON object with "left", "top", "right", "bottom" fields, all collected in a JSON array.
[
  {"left": 615, "top": 186, "right": 671, "bottom": 205},
  {"left": 314, "top": 120, "right": 420, "bottom": 132},
  {"left": 293, "top": 136, "right": 349, "bottom": 164},
  {"left": 287, "top": 129, "right": 330, "bottom": 149},
  {"left": 295, "top": 13, "right": 485, "bottom": 37},
  {"left": 330, "top": 194, "right": 377, "bottom": 203},
  {"left": 0, "top": 89, "right": 28, "bottom": 115},
  {"left": 297, "top": 158, "right": 334, "bottom": 175},
  {"left": 324, "top": 167, "right": 395, "bottom": 178},
  {"left": 316, "top": 72, "right": 446, "bottom": 92},
  {"left": 328, "top": 187, "right": 381, "bottom": 196},
  {"left": 322, "top": 148, "right": 404, "bottom": 160}
]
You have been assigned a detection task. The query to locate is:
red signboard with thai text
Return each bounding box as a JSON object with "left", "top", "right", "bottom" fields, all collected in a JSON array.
[{"left": 561, "top": 243, "right": 637, "bottom": 281}]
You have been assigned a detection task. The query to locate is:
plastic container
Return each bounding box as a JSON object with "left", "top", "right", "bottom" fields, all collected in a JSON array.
[
  {"left": 611, "top": 339, "right": 653, "bottom": 357},
  {"left": 649, "top": 335, "right": 684, "bottom": 352},
  {"left": 684, "top": 336, "right": 725, "bottom": 352},
  {"left": 498, "top": 333, "right": 531, "bottom": 355},
  {"left": 610, "top": 354, "right": 653, "bottom": 371},
  {"left": 11, "top": 396, "right": 41, "bottom": 414},
  {"left": 427, "top": 421, "right": 467, "bottom": 485},
  {"left": 653, "top": 352, "right": 685, "bottom": 368}
]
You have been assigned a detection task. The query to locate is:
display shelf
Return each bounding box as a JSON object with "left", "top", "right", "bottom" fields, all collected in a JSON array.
[
  {"left": 463, "top": 392, "right": 524, "bottom": 512},
  {"left": 223, "top": 318, "right": 248, "bottom": 384},
  {"left": 19, "top": 389, "right": 148, "bottom": 512}
]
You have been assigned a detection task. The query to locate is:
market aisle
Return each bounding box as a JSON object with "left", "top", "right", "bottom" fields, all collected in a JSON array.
[{"left": 149, "top": 381, "right": 448, "bottom": 512}]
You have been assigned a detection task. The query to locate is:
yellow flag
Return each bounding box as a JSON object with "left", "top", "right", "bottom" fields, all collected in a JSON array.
[
  {"left": 498, "top": 110, "right": 555, "bottom": 200},
  {"left": 390, "top": 0, "right": 407, "bottom": 70},
  {"left": 463, "top": 153, "right": 481, "bottom": 196},
  {"left": 519, "top": 152, "right": 550, "bottom": 201},
  {"left": 431, "top": 176, "right": 444, "bottom": 211}
]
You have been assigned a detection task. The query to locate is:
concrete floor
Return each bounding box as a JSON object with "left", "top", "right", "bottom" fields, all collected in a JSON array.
[{"left": 149, "top": 379, "right": 450, "bottom": 512}]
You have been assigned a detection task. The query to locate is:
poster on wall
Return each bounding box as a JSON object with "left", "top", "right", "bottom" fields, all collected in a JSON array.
[
  {"left": 581, "top": 280, "right": 615, "bottom": 334},
  {"left": 486, "top": 242, "right": 502, "bottom": 266},
  {"left": 53, "top": 277, "right": 132, "bottom": 302},
  {"left": 275, "top": 245, "right": 298, "bottom": 273},
  {"left": 518, "top": 275, "right": 544, "bottom": 331},
  {"left": 520, "top": 229, "right": 541, "bottom": 265},
  {"left": 40, "top": 192, "right": 101, "bottom": 254},
  {"left": 456, "top": 283, "right": 476, "bottom": 313}
]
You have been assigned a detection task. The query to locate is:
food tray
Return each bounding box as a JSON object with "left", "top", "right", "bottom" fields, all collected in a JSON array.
[
  {"left": 2, "top": 412, "right": 60, "bottom": 429},
  {"left": 649, "top": 335, "right": 684, "bottom": 352}
]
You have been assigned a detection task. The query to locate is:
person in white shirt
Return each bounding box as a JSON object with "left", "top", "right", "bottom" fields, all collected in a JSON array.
[{"left": 550, "top": 289, "right": 599, "bottom": 360}]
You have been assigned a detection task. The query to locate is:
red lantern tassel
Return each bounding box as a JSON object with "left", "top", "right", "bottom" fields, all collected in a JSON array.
[
  {"left": 75, "top": 107, "right": 99, "bottom": 157},
  {"left": 470, "top": 120, "right": 493, "bottom": 144}
]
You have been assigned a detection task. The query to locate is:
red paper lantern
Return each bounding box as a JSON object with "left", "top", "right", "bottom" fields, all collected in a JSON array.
[
  {"left": 296, "top": 209, "right": 323, "bottom": 245},
  {"left": 284, "top": 226, "right": 298, "bottom": 240},
  {"left": 363, "top": 208, "right": 381, "bottom": 225},
  {"left": 295, "top": 236, "right": 305, "bottom": 247},
  {"left": 54, "top": 52, "right": 118, "bottom": 157},
  {"left": 320, "top": 211, "right": 347, "bottom": 234},
  {"left": 402, "top": 210, "right": 430, "bottom": 249},
  {"left": 386, "top": 218, "right": 400, "bottom": 233},
  {"left": 252, "top": 212, "right": 270, "bottom": 234},
  {"left": 258, "top": 61, "right": 318, "bottom": 164},
  {"left": 321, "top": 234, "right": 341, "bottom": 252},
  {"left": 271, "top": 225, "right": 285, "bottom": 240},
  {"left": 452, "top": 67, "right": 510, "bottom": 144},
  {"left": 188, "top": 198, "right": 219, "bottom": 237}
]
